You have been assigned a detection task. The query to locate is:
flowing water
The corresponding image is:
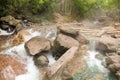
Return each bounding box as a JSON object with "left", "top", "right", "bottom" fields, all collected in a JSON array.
[
  {"left": 84, "top": 40, "right": 117, "bottom": 80},
  {"left": 0, "top": 23, "right": 118, "bottom": 80},
  {"left": 6, "top": 44, "right": 42, "bottom": 80},
  {"left": 0, "top": 25, "right": 57, "bottom": 80},
  {"left": 87, "top": 40, "right": 106, "bottom": 71},
  {"left": 0, "top": 28, "right": 15, "bottom": 36}
]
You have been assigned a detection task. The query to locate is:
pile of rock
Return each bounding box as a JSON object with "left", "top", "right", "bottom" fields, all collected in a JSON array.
[
  {"left": 42, "top": 24, "right": 91, "bottom": 80},
  {"left": 22, "top": 23, "right": 89, "bottom": 80},
  {"left": 25, "top": 36, "right": 51, "bottom": 67},
  {"left": 0, "top": 15, "right": 24, "bottom": 34},
  {"left": 53, "top": 24, "right": 88, "bottom": 59}
]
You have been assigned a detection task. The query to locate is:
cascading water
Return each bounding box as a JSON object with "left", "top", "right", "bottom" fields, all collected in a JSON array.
[
  {"left": 1, "top": 29, "right": 43, "bottom": 80},
  {"left": 6, "top": 44, "right": 42, "bottom": 80},
  {"left": 83, "top": 40, "right": 118, "bottom": 80},
  {"left": 87, "top": 40, "right": 108, "bottom": 72},
  {"left": 89, "top": 40, "right": 96, "bottom": 51},
  {"left": 0, "top": 25, "right": 57, "bottom": 80}
]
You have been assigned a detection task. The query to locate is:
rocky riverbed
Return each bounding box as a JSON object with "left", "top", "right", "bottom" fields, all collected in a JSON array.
[{"left": 0, "top": 16, "right": 120, "bottom": 80}]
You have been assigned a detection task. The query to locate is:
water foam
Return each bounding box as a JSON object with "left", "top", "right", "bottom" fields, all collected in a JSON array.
[
  {"left": 1, "top": 27, "right": 57, "bottom": 80},
  {"left": 85, "top": 40, "right": 109, "bottom": 72},
  {"left": 0, "top": 29, "right": 15, "bottom": 35},
  {"left": 86, "top": 51, "right": 107, "bottom": 72},
  {"left": 5, "top": 43, "right": 42, "bottom": 80},
  {"left": 3, "top": 28, "right": 43, "bottom": 80},
  {"left": 44, "top": 51, "right": 56, "bottom": 66}
]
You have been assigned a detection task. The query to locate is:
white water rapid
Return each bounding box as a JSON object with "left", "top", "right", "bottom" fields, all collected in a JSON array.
[
  {"left": 0, "top": 26, "right": 57, "bottom": 80},
  {"left": 0, "top": 28, "right": 15, "bottom": 36},
  {"left": 6, "top": 44, "right": 42, "bottom": 80},
  {"left": 85, "top": 40, "right": 109, "bottom": 73}
]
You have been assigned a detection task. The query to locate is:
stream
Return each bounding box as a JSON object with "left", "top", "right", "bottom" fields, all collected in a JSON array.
[
  {"left": 0, "top": 25, "right": 57, "bottom": 80},
  {"left": 0, "top": 22, "right": 118, "bottom": 80},
  {"left": 83, "top": 40, "right": 117, "bottom": 80}
]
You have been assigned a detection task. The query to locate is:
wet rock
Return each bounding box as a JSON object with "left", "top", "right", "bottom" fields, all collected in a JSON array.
[
  {"left": 114, "top": 23, "right": 120, "bottom": 30},
  {"left": 0, "top": 21, "right": 16, "bottom": 33},
  {"left": 44, "top": 45, "right": 102, "bottom": 80},
  {"left": 0, "top": 15, "right": 23, "bottom": 32},
  {"left": 57, "top": 24, "right": 78, "bottom": 37},
  {"left": 55, "top": 34, "right": 79, "bottom": 49},
  {"left": 106, "top": 55, "right": 120, "bottom": 65},
  {"left": 0, "top": 15, "right": 21, "bottom": 26},
  {"left": 53, "top": 34, "right": 79, "bottom": 59},
  {"left": 0, "top": 54, "right": 26, "bottom": 80},
  {"left": 76, "top": 32, "right": 88, "bottom": 44},
  {"left": 12, "top": 33, "right": 24, "bottom": 46},
  {"left": 96, "top": 35, "right": 118, "bottom": 53},
  {"left": 96, "top": 42, "right": 109, "bottom": 53},
  {"left": 16, "top": 23, "right": 23, "bottom": 31},
  {"left": 0, "top": 24, "right": 9, "bottom": 30},
  {"left": 105, "top": 26, "right": 120, "bottom": 38},
  {"left": 25, "top": 36, "right": 51, "bottom": 55},
  {"left": 35, "top": 55, "right": 49, "bottom": 67},
  {"left": 44, "top": 46, "right": 86, "bottom": 80},
  {"left": 106, "top": 54, "right": 120, "bottom": 78}
]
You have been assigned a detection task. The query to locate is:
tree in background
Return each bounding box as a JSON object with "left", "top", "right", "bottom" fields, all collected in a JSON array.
[
  {"left": 73, "top": 0, "right": 120, "bottom": 21},
  {"left": 0, "top": 0, "right": 52, "bottom": 17}
]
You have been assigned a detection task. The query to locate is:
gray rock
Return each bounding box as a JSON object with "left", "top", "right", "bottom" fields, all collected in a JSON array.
[
  {"left": 53, "top": 34, "right": 79, "bottom": 59},
  {"left": 25, "top": 36, "right": 51, "bottom": 55},
  {"left": 35, "top": 55, "right": 49, "bottom": 67}
]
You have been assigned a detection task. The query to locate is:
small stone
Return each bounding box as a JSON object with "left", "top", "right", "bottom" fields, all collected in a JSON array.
[
  {"left": 35, "top": 55, "right": 49, "bottom": 67},
  {"left": 101, "top": 61, "right": 107, "bottom": 68},
  {"left": 95, "top": 54, "right": 104, "bottom": 60}
]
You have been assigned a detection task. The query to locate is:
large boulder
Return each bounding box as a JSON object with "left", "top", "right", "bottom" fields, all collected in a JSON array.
[
  {"left": 55, "top": 34, "right": 79, "bottom": 49},
  {"left": 0, "top": 15, "right": 23, "bottom": 31},
  {"left": 57, "top": 24, "right": 78, "bottom": 37},
  {"left": 53, "top": 34, "right": 80, "bottom": 59},
  {"left": 95, "top": 35, "right": 119, "bottom": 52},
  {"left": 76, "top": 32, "right": 88, "bottom": 44},
  {"left": 106, "top": 54, "right": 120, "bottom": 79},
  {"left": 57, "top": 24, "right": 89, "bottom": 45},
  {"left": 0, "top": 15, "right": 21, "bottom": 26},
  {"left": 25, "top": 36, "right": 51, "bottom": 55},
  {"left": 0, "top": 54, "right": 26, "bottom": 80}
]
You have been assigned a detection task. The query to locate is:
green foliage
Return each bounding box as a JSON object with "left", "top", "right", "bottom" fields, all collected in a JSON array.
[
  {"left": 0, "top": 0, "right": 119, "bottom": 21},
  {"left": 0, "top": 0, "right": 52, "bottom": 17},
  {"left": 72, "top": 0, "right": 120, "bottom": 19},
  {"left": 29, "top": 0, "right": 52, "bottom": 14},
  {"left": 74, "top": 0, "right": 96, "bottom": 15},
  {"left": 72, "top": 0, "right": 98, "bottom": 17}
]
